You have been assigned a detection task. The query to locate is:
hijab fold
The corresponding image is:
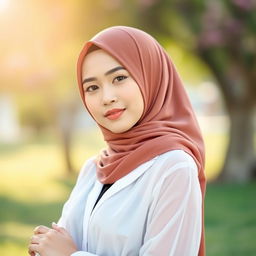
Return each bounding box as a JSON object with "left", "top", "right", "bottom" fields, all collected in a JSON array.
[{"left": 77, "top": 26, "right": 206, "bottom": 256}]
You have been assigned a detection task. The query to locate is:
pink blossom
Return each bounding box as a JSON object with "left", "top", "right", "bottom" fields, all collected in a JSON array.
[{"left": 232, "top": 0, "right": 255, "bottom": 11}]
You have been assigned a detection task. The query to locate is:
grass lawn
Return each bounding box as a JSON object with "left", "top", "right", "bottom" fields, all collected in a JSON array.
[
  {"left": 205, "top": 183, "right": 256, "bottom": 255},
  {"left": 0, "top": 130, "right": 255, "bottom": 255}
]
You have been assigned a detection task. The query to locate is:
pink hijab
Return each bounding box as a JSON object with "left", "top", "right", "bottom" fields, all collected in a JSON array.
[{"left": 77, "top": 26, "right": 206, "bottom": 255}]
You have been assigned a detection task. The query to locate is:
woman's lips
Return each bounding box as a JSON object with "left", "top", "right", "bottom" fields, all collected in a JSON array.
[{"left": 104, "top": 108, "right": 125, "bottom": 120}]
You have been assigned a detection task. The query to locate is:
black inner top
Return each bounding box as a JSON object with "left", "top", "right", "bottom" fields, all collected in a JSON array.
[{"left": 93, "top": 183, "right": 113, "bottom": 210}]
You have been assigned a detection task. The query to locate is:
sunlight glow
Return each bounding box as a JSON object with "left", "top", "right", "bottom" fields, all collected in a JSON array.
[{"left": 0, "top": 0, "right": 9, "bottom": 11}]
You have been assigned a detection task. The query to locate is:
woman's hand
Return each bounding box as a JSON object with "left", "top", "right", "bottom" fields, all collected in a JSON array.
[{"left": 28, "top": 223, "right": 77, "bottom": 256}]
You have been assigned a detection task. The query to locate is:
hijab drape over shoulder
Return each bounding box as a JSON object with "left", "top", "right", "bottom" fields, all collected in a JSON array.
[{"left": 77, "top": 26, "right": 206, "bottom": 256}]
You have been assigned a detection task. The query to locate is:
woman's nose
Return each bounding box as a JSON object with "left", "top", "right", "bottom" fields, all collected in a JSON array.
[{"left": 102, "top": 88, "right": 117, "bottom": 105}]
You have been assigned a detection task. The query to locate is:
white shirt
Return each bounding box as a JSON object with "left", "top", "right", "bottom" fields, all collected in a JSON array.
[{"left": 57, "top": 150, "right": 202, "bottom": 256}]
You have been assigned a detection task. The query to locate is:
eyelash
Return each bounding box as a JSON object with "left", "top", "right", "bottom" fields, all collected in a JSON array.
[
  {"left": 85, "top": 75, "right": 128, "bottom": 92},
  {"left": 113, "top": 75, "right": 128, "bottom": 83},
  {"left": 85, "top": 85, "right": 98, "bottom": 92}
]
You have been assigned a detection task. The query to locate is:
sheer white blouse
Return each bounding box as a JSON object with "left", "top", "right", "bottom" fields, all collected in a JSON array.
[{"left": 57, "top": 150, "right": 202, "bottom": 256}]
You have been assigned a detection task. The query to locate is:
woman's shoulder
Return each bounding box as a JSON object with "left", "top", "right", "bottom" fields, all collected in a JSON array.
[
  {"left": 149, "top": 149, "right": 198, "bottom": 180},
  {"left": 156, "top": 150, "right": 197, "bottom": 167},
  {"left": 148, "top": 150, "right": 200, "bottom": 195},
  {"left": 76, "top": 155, "right": 97, "bottom": 183}
]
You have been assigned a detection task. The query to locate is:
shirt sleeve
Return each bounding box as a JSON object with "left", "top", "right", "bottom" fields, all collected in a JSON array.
[
  {"left": 139, "top": 156, "right": 202, "bottom": 256},
  {"left": 57, "top": 157, "right": 95, "bottom": 228}
]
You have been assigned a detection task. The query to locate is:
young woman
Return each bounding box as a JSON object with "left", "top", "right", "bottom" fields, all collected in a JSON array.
[{"left": 28, "top": 26, "right": 206, "bottom": 256}]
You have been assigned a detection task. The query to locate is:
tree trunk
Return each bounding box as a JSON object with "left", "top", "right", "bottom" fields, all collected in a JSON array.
[
  {"left": 56, "top": 99, "right": 78, "bottom": 176},
  {"left": 198, "top": 48, "right": 256, "bottom": 182},
  {"left": 62, "top": 127, "right": 74, "bottom": 175},
  {"left": 218, "top": 104, "right": 255, "bottom": 182}
]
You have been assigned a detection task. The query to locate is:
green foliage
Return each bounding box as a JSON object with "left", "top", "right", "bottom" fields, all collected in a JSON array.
[{"left": 17, "top": 93, "right": 56, "bottom": 134}]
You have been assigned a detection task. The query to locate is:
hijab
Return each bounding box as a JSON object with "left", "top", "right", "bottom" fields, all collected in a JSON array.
[{"left": 77, "top": 26, "right": 206, "bottom": 256}]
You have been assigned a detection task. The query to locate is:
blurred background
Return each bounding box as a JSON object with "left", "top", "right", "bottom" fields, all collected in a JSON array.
[{"left": 0, "top": 0, "right": 255, "bottom": 255}]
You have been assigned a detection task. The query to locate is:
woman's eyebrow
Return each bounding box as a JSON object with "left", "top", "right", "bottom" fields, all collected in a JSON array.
[
  {"left": 105, "top": 66, "right": 125, "bottom": 76},
  {"left": 82, "top": 66, "right": 126, "bottom": 85},
  {"left": 82, "top": 77, "right": 96, "bottom": 84}
]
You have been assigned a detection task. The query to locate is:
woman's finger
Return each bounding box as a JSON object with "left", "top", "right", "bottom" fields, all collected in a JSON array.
[
  {"left": 28, "top": 248, "right": 35, "bottom": 256},
  {"left": 30, "top": 234, "right": 44, "bottom": 244},
  {"left": 34, "top": 225, "right": 50, "bottom": 234},
  {"left": 28, "top": 243, "right": 40, "bottom": 255},
  {"left": 51, "top": 222, "right": 68, "bottom": 235}
]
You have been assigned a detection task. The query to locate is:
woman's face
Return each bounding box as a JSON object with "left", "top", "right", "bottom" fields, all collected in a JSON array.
[{"left": 81, "top": 49, "right": 144, "bottom": 133}]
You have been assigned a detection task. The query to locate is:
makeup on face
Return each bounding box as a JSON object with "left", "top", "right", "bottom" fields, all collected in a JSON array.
[
  {"left": 82, "top": 49, "right": 144, "bottom": 133},
  {"left": 104, "top": 108, "right": 126, "bottom": 120}
]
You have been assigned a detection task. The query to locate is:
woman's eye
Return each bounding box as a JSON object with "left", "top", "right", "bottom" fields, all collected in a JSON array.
[
  {"left": 85, "top": 85, "right": 99, "bottom": 92},
  {"left": 114, "top": 75, "right": 128, "bottom": 83}
]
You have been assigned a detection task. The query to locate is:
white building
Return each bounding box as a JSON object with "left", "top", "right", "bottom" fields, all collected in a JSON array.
[{"left": 0, "top": 94, "right": 20, "bottom": 143}]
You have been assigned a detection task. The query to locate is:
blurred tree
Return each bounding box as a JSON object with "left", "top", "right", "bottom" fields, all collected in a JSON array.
[
  {"left": 136, "top": 0, "right": 256, "bottom": 182},
  {"left": 55, "top": 97, "right": 80, "bottom": 176},
  {"left": 0, "top": 0, "right": 85, "bottom": 175},
  {"left": 18, "top": 94, "right": 55, "bottom": 136}
]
